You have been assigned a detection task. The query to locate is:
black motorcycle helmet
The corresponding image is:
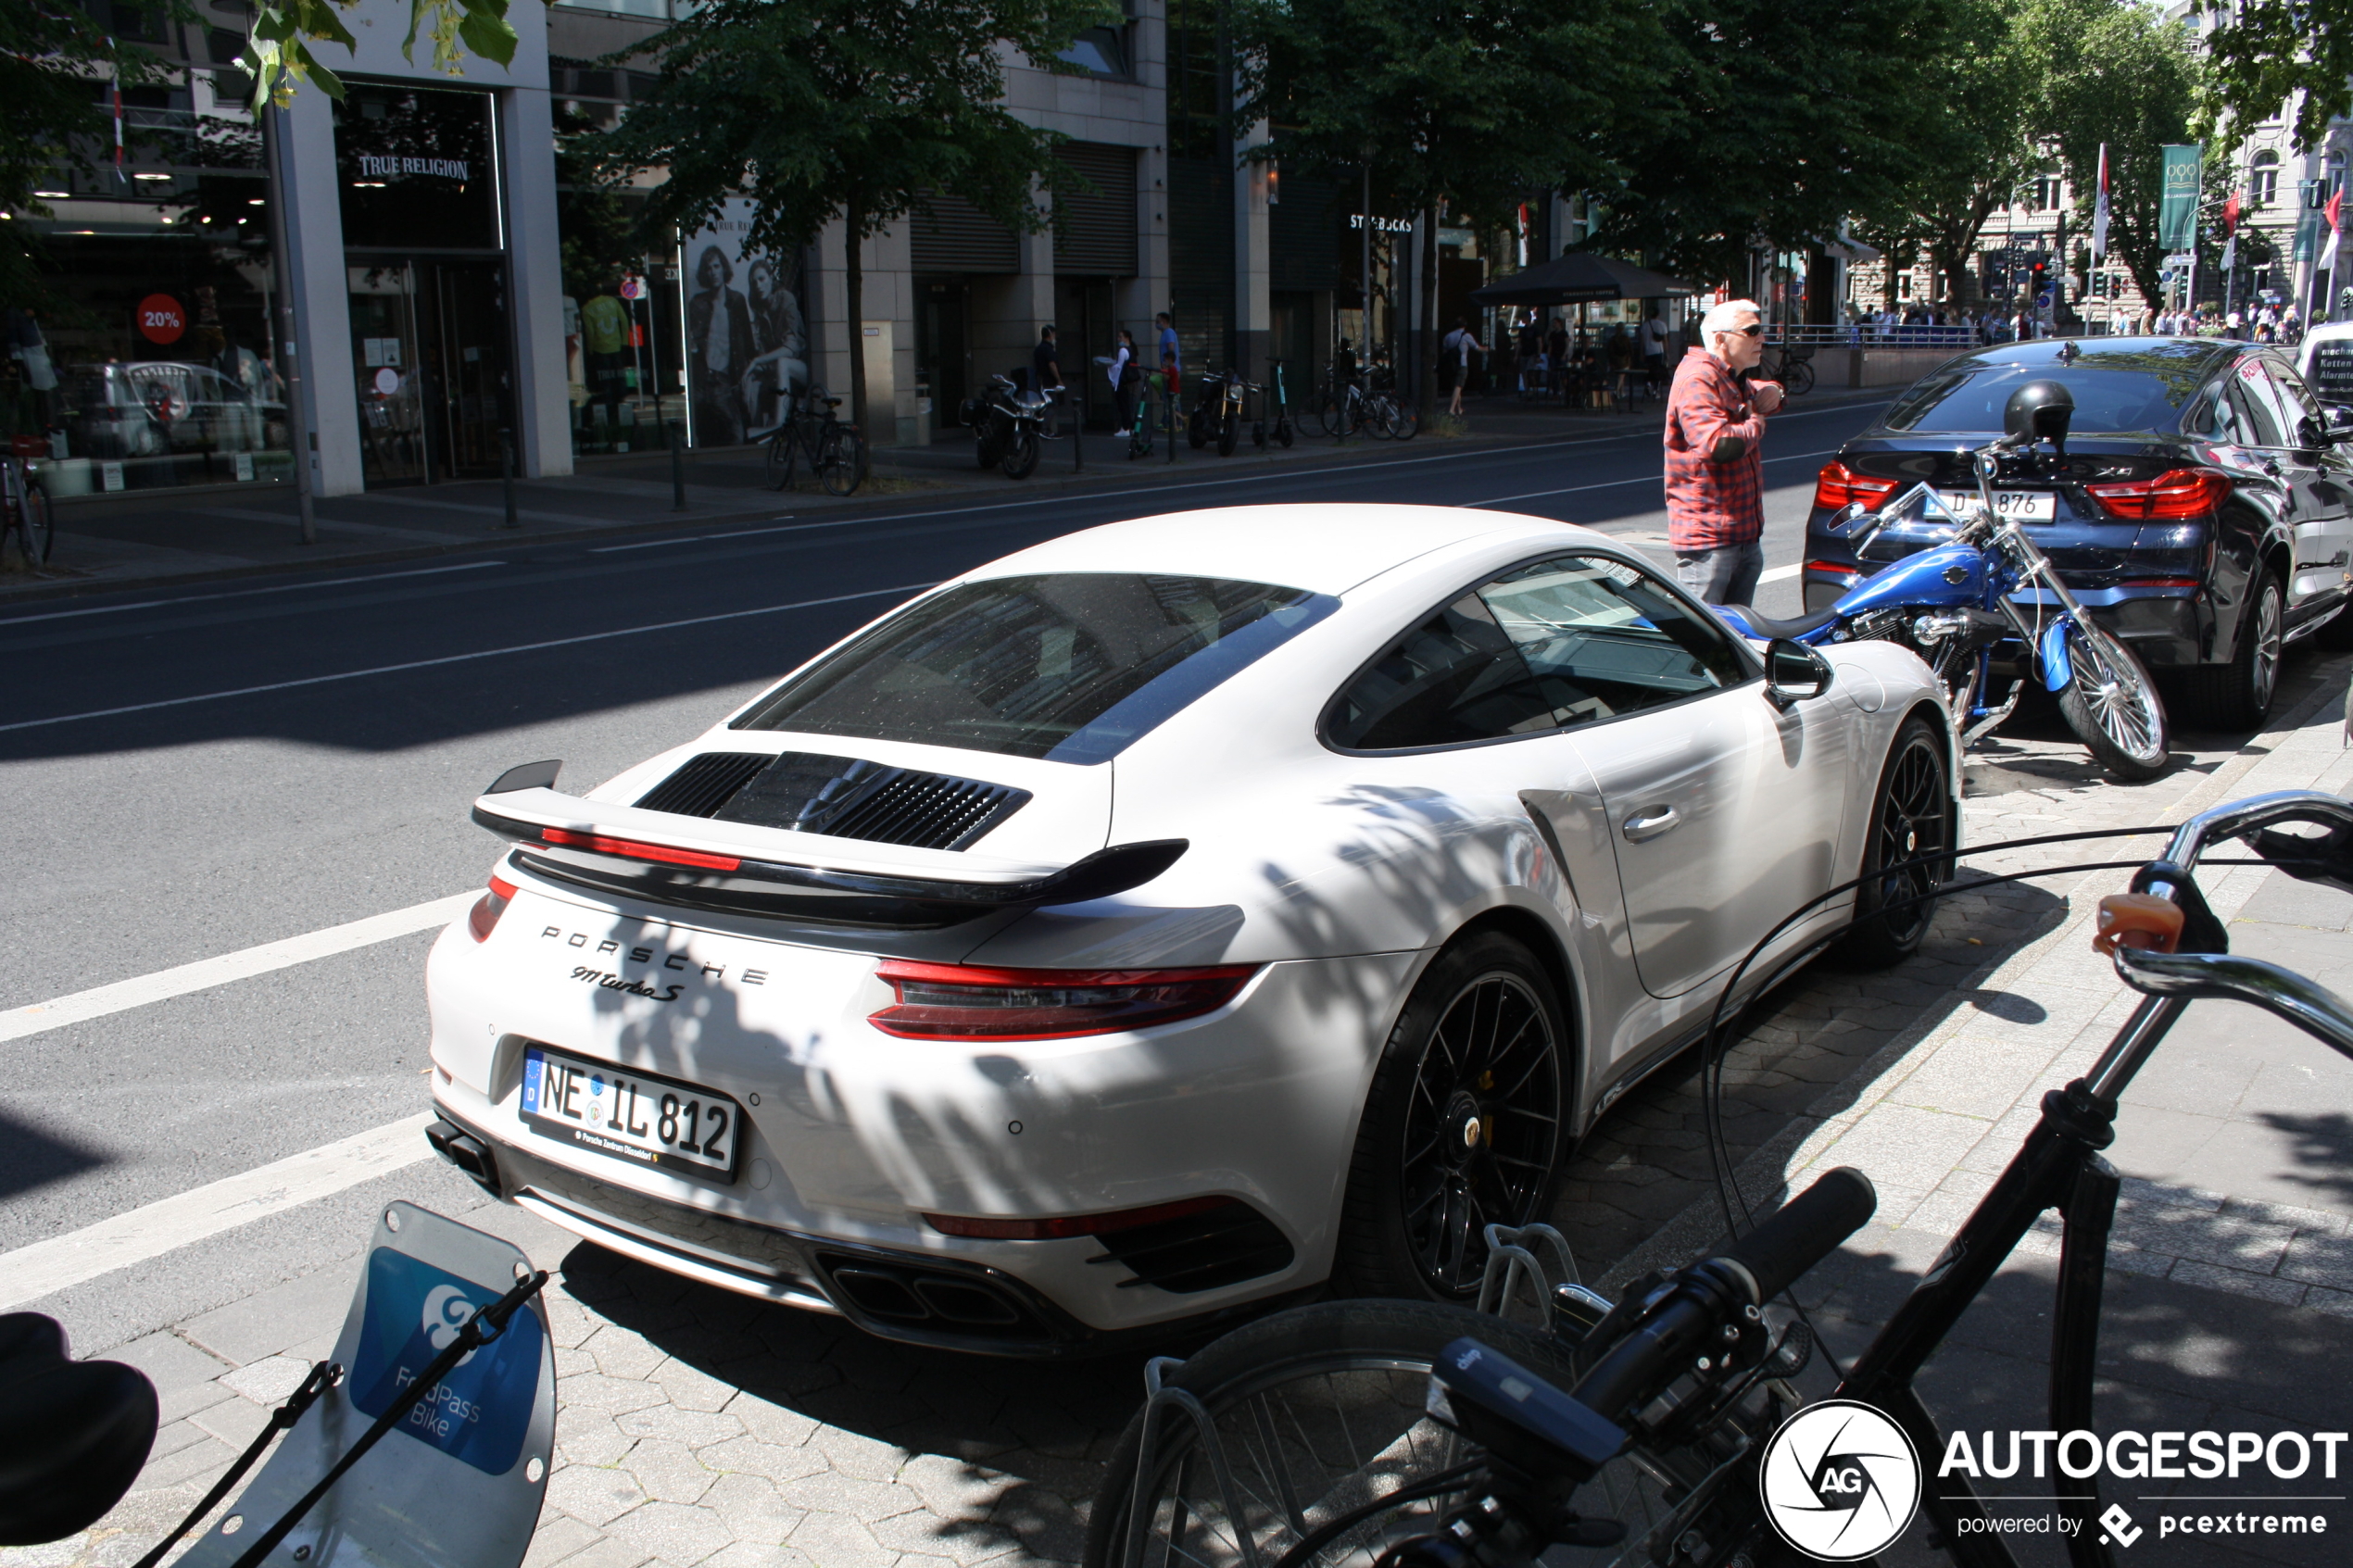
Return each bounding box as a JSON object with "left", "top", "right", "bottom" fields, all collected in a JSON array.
[{"left": 2003, "top": 378, "right": 2074, "bottom": 450}]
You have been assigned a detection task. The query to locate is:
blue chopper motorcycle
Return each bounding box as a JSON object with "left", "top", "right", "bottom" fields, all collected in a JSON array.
[{"left": 1718, "top": 378, "right": 2171, "bottom": 781}]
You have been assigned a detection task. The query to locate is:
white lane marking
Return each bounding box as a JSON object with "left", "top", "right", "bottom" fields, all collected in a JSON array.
[
  {"left": 591, "top": 535, "right": 709, "bottom": 552},
  {"left": 1468, "top": 447, "right": 1842, "bottom": 508},
  {"left": 0, "top": 562, "right": 509, "bottom": 626},
  {"left": 0, "top": 581, "right": 934, "bottom": 735},
  {"left": 0, "top": 893, "right": 476, "bottom": 1045},
  {"left": 0, "top": 1113, "right": 436, "bottom": 1310},
  {"left": 1759, "top": 564, "right": 1802, "bottom": 583}
]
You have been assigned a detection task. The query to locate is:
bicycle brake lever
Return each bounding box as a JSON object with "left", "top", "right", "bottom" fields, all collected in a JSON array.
[{"left": 2127, "top": 861, "right": 2229, "bottom": 954}]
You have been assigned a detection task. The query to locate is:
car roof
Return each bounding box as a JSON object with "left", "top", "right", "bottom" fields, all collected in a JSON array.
[
  {"left": 962, "top": 504, "right": 1603, "bottom": 596},
  {"left": 1948, "top": 336, "right": 2239, "bottom": 375}
]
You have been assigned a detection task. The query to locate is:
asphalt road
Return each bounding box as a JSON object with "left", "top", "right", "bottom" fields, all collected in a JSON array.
[{"left": 0, "top": 400, "right": 1886, "bottom": 1297}]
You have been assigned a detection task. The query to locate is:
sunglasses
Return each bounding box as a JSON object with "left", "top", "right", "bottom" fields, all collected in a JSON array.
[{"left": 1725, "top": 322, "right": 1765, "bottom": 338}]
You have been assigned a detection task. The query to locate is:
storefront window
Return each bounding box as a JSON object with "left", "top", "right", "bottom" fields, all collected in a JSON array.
[
  {"left": 554, "top": 99, "right": 686, "bottom": 457},
  {"left": 8, "top": 70, "right": 293, "bottom": 495}
]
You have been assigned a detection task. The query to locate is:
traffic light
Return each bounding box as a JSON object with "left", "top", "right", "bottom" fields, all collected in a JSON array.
[{"left": 2030, "top": 260, "right": 2048, "bottom": 299}]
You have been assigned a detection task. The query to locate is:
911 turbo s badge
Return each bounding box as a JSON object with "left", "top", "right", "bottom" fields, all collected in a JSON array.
[{"left": 570, "top": 966, "right": 686, "bottom": 1002}]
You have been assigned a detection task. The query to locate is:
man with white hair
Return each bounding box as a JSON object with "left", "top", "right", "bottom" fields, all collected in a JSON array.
[{"left": 1663, "top": 298, "right": 1783, "bottom": 604}]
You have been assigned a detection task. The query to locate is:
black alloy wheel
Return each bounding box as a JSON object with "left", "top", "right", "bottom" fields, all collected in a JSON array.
[
  {"left": 1836, "top": 714, "right": 1954, "bottom": 969},
  {"left": 1336, "top": 934, "right": 1567, "bottom": 1300},
  {"left": 2178, "top": 568, "right": 2283, "bottom": 731}
]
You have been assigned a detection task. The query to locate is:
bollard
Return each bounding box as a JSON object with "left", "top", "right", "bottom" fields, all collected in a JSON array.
[
  {"left": 1072, "top": 391, "right": 1083, "bottom": 473},
  {"left": 667, "top": 420, "right": 687, "bottom": 511},
  {"left": 499, "top": 429, "right": 519, "bottom": 529}
]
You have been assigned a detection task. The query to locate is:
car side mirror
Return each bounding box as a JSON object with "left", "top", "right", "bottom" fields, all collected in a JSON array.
[
  {"left": 2323, "top": 406, "right": 2353, "bottom": 445},
  {"left": 1765, "top": 638, "right": 1834, "bottom": 710}
]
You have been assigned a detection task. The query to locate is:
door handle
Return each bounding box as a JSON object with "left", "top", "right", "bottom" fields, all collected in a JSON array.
[{"left": 1622, "top": 806, "right": 1680, "bottom": 843}]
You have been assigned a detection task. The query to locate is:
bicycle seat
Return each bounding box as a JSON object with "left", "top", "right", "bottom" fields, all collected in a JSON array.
[
  {"left": 1723, "top": 604, "right": 1840, "bottom": 639},
  {"left": 0, "top": 1312, "right": 159, "bottom": 1546}
]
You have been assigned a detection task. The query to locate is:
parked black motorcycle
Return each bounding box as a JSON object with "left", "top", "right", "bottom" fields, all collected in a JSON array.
[{"left": 963, "top": 373, "right": 1049, "bottom": 479}]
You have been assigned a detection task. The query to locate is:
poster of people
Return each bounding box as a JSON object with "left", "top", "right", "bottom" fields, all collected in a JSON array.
[{"left": 683, "top": 198, "right": 808, "bottom": 445}]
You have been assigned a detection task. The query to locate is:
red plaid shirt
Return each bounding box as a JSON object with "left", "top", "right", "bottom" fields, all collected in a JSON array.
[{"left": 1663, "top": 347, "right": 1767, "bottom": 551}]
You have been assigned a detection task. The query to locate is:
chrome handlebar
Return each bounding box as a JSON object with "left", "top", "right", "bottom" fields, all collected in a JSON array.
[{"left": 2111, "top": 947, "right": 2353, "bottom": 1058}]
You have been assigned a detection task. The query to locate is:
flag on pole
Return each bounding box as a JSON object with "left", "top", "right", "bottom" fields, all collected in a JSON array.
[
  {"left": 107, "top": 37, "right": 125, "bottom": 186},
  {"left": 2324, "top": 188, "right": 2344, "bottom": 270},
  {"left": 2224, "top": 189, "right": 2242, "bottom": 234},
  {"left": 2091, "top": 144, "right": 2110, "bottom": 262}
]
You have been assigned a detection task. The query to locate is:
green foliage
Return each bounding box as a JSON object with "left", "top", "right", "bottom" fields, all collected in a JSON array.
[
  {"left": 1852, "top": 0, "right": 2040, "bottom": 311},
  {"left": 239, "top": 0, "right": 521, "bottom": 109},
  {"left": 0, "top": 5, "right": 182, "bottom": 307},
  {"left": 2032, "top": 0, "right": 2206, "bottom": 311},
  {"left": 1236, "top": 0, "right": 1652, "bottom": 227},
  {"left": 589, "top": 0, "right": 1114, "bottom": 422},
  {"left": 2195, "top": 0, "right": 2353, "bottom": 151},
  {"left": 1589, "top": 0, "right": 1956, "bottom": 285}
]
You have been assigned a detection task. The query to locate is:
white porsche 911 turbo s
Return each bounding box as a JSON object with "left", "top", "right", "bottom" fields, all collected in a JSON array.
[{"left": 422, "top": 503, "right": 1956, "bottom": 1354}]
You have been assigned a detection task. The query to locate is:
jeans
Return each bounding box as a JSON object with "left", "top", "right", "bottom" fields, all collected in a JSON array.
[{"left": 1675, "top": 538, "right": 1765, "bottom": 606}]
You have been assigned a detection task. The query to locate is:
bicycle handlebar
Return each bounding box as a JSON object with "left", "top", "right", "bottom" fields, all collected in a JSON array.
[
  {"left": 2111, "top": 947, "right": 2353, "bottom": 1059},
  {"left": 2151, "top": 789, "right": 2353, "bottom": 885},
  {"left": 1720, "top": 1166, "right": 1880, "bottom": 1303}
]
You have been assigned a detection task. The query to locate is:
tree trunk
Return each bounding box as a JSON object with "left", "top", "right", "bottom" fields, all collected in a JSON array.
[{"left": 845, "top": 194, "right": 867, "bottom": 434}]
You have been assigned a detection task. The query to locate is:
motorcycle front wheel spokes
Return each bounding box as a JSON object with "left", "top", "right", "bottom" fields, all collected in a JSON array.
[{"left": 2056, "top": 621, "right": 2171, "bottom": 781}]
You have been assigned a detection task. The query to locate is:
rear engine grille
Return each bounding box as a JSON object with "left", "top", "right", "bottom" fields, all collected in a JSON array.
[
  {"left": 1088, "top": 1199, "right": 1296, "bottom": 1294},
  {"left": 634, "top": 752, "right": 774, "bottom": 818},
  {"left": 633, "top": 750, "right": 1029, "bottom": 850}
]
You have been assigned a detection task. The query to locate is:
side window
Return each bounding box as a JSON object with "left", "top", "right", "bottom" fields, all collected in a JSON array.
[
  {"left": 2259, "top": 357, "right": 2325, "bottom": 448},
  {"left": 1477, "top": 555, "right": 1748, "bottom": 727},
  {"left": 1326, "top": 593, "right": 1559, "bottom": 750},
  {"left": 2186, "top": 388, "right": 2240, "bottom": 444},
  {"left": 2227, "top": 360, "right": 2289, "bottom": 447}
]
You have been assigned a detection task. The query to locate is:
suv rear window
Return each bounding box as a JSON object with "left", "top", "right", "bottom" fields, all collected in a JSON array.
[
  {"left": 732, "top": 572, "right": 1333, "bottom": 763},
  {"left": 1882, "top": 345, "right": 2213, "bottom": 436}
]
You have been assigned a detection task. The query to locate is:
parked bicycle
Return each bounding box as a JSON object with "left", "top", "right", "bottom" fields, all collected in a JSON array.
[
  {"left": 761, "top": 387, "right": 867, "bottom": 496},
  {"left": 1757, "top": 340, "right": 1817, "bottom": 396},
  {"left": 1317, "top": 347, "right": 1367, "bottom": 439},
  {"left": 4, "top": 435, "right": 55, "bottom": 569},
  {"left": 1087, "top": 786, "right": 2353, "bottom": 1568}
]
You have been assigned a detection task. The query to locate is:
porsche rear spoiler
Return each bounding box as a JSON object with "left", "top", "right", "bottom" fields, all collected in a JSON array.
[{"left": 470, "top": 760, "right": 1183, "bottom": 929}]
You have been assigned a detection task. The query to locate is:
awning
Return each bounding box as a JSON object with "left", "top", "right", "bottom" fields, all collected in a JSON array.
[{"left": 1468, "top": 250, "right": 1698, "bottom": 307}]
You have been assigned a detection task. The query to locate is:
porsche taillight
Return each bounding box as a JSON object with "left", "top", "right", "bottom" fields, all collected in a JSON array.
[
  {"left": 468, "top": 874, "right": 518, "bottom": 942},
  {"left": 870, "top": 960, "right": 1259, "bottom": 1041},
  {"left": 1813, "top": 460, "right": 1901, "bottom": 513},
  {"left": 2084, "top": 468, "right": 2233, "bottom": 521}
]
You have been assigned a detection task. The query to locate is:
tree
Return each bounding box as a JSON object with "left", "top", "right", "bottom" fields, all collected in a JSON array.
[
  {"left": 1854, "top": 0, "right": 2043, "bottom": 313},
  {"left": 236, "top": 0, "right": 521, "bottom": 109},
  {"left": 1589, "top": 0, "right": 1956, "bottom": 293},
  {"left": 1, "top": 6, "right": 179, "bottom": 307},
  {"left": 592, "top": 0, "right": 1111, "bottom": 431},
  {"left": 2195, "top": 0, "right": 2353, "bottom": 150},
  {"left": 2032, "top": 0, "right": 2207, "bottom": 313},
  {"left": 1237, "top": 0, "right": 1663, "bottom": 416}
]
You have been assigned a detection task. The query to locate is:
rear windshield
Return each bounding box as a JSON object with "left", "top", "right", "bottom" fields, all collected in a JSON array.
[
  {"left": 732, "top": 572, "right": 1333, "bottom": 763},
  {"left": 1881, "top": 345, "right": 2214, "bottom": 436}
]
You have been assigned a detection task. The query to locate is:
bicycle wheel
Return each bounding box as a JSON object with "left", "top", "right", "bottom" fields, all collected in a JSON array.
[
  {"left": 1316, "top": 393, "right": 1343, "bottom": 438},
  {"left": 817, "top": 425, "right": 866, "bottom": 496},
  {"left": 1784, "top": 358, "right": 1816, "bottom": 396},
  {"left": 1083, "top": 1299, "right": 1728, "bottom": 1568},
  {"left": 1366, "top": 395, "right": 1401, "bottom": 440},
  {"left": 764, "top": 430, "right": 797, "bottom": 490},
  {"left": 1390, "top": 400, "right": 1420, "bottom": 441}
]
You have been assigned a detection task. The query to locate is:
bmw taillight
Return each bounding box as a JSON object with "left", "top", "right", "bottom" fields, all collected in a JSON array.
[
  {"left": 468, "top": 874, "right": 518, "bottom": 942},
  {"left": 2084, "top": 468, "right": 2233, "bottom": 521},
  {"left": 870, "top": 960, "right": 1259, "bottom": 1041},
  {"left": 1813, "top": 460, "right": 1901, "bottom": 513}
]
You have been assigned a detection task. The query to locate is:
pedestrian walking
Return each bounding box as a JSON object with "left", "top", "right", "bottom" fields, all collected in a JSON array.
[
  {"left": 1156, "top": 311, "right": 1182, "bottom": 395},
  {"left": 1032, "top": 323, "right": 1063, "bottom": 433},
  {"left": 1664, "top": 297, "right": 1781, "bottom": 606},
  {"left": 1441, "top": 318, "right": 1478, "bottom": 416},
  {"left": 1640, "top": 305, "right": 1668, "bottom": 391},
  {"left": 1109, "top": 327, "right": 1141, "bottom": 434}
]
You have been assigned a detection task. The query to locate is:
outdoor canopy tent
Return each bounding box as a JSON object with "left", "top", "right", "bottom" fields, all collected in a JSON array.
[{"left": 1468, "top": 250, "right": 1698, "bottom": 307}]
